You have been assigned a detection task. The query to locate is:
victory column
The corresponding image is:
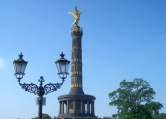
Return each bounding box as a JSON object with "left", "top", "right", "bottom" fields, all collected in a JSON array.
[{"left": 58, "top": 8, "right": 96, "bottom": 119}]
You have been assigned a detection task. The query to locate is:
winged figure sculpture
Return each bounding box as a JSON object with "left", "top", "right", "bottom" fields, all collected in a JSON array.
[{"left": 69, "top": 7, "right": 81, "bottom": 26}]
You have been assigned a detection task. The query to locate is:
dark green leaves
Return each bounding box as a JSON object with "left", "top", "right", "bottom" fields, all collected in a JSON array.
[{"left": 109, "top": 79, "right": 163, "bottom": 119}]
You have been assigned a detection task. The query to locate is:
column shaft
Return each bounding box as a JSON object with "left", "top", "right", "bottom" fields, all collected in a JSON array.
[
  {"left": 59, "top": 102, "right": 62, "bottom": 114},
  {"left": 66, "top": 101, "right": 69, "bottom": 113},
  {"left": 87, "top": 101, "right": 90, "bottom": 114},
  {"left": 91, "top": 101, "right": 94, "bottom": 115},
  {"left": 62, "top": 102, "right": 64, "bottom": 114},
  {"left": 73, "top": 100, "right": 76, "bottom": 113},
  {"left": 80, "top": 101, "right": 83, "bottom": 113},
  {"left": 70, "top": 29, "right": 84, "bottom": 95}
]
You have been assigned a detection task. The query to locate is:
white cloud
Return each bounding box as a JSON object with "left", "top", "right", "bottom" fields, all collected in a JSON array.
[{"left": 0, "top": 58, "right": 4, "bottom": 71}]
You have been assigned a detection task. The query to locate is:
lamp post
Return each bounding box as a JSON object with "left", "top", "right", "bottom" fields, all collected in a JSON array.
[{"left": 13, "top": 52, "right": 70, "bottom": 119}]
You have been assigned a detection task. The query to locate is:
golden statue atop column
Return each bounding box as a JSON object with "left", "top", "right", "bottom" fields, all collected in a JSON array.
[{"left": 69, "top": 7, "right": 81, "bottom": 31}]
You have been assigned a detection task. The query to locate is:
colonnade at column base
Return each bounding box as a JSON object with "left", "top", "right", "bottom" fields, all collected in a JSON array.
[{"left": 58, "top": 94, "right": 96, "bottom": 119}]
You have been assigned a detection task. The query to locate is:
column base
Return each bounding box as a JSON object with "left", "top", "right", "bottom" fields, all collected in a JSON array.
[{"left": 58, "top": 94, "right": 96, "bottom": 119}]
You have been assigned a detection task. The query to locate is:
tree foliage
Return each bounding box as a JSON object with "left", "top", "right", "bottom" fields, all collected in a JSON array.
[
  {"left": 109, "top": 79, "right": 163, "bottom": 119},
  {"left": 154, "top": 113, "right": 166, "bottom": 119}
]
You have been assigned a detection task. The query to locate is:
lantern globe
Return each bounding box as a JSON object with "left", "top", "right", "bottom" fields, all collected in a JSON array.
[
  {"left": 55, "top": 52, "right": 70, "bottom": 79},
  {"left": 13, "top": 53, "right": 28, "bottom": 80}
]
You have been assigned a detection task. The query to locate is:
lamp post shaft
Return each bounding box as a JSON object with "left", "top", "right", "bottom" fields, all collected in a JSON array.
[
  {"left": 38, "top": 96, "right": 43, "bottom": 119},
  {"left": 38, "top": 78, "right": 45, "bottom": 119}
]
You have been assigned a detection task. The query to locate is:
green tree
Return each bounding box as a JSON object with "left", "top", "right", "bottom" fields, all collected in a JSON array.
[
  {"left": 109, "top": 79, "right": 163, "bottom": 119},
  {"left": 154, "top": 113, "right": 166, "bottom": 119}
]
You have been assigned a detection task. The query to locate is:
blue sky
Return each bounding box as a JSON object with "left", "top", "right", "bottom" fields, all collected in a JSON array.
[{"left": 0, "top": 0, "right": 166, "bottom": 119}]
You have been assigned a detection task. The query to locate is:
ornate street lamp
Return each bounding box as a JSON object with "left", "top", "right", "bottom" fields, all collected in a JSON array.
[
  {"left": 13, "top": 52, "right": 70, "bottom": 119},
  {"left": 13, "top": 53, "right": 28, "bottom": 81}
]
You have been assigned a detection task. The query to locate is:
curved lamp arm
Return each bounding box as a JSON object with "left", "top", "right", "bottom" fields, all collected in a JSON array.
[
  {"left": 44, "top": 79, "right": 65, "bottom": 95},
  {"left": 18, "top": 81, "right": 38, "bottom": 95},
  {"left": 18, "top": 77, "right": 65, "bottom": 96}
]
